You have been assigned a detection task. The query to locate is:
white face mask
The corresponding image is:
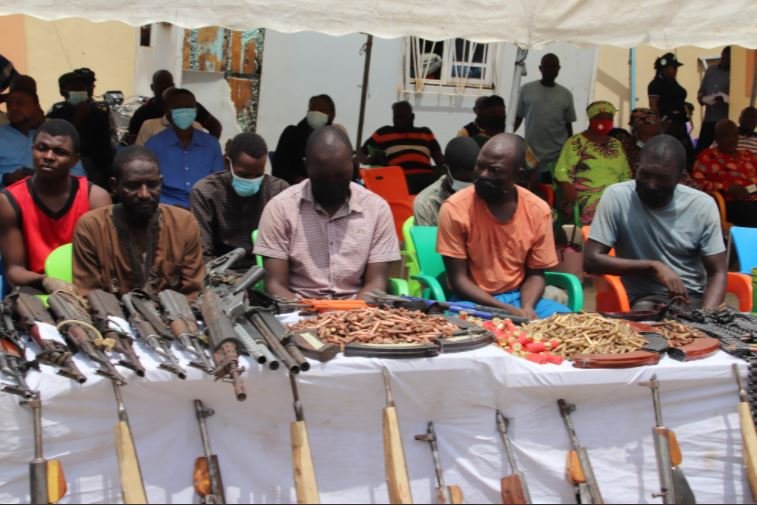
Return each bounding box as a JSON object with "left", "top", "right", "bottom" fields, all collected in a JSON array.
[
  {"left": 306, "top": 110, "right": 329, "bottom": 129},
  {"left": 67, "top": 91, "right": 89, "bottom": 106}
]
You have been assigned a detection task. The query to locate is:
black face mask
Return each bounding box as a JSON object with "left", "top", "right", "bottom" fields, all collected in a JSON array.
[
  {"left": 478, "top": 115, "right": 505, "bottom": 133},
  {"left": 636, "top": 183, "right": 674, "bottom": 209},
  {"left": 311, "top": 179, "right": 350, "bottom": 208},
  {"left": 475, "top": 176, "right": 507, "bottom": 202}
]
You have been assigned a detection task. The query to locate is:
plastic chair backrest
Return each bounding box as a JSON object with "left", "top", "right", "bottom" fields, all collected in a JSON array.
[
  {"left": 44, "top": 243, "right": 73, "bottom": 283},
  {"left": 388, "top": 200, "right": 414, "bottom": 242},
  {"left": 361, "top": 166, "right": 412, "bottom": 203},
  {"left": 730, "top": 226, "right": 757, "bottom": 275},
  {"left": 708, "top": 191, "right": 732, "bottom": 234},
  {"left": 537, "top": 184, "right": 555, "bottom": 207},
  {"left": 402, "top": 216, "right": 416, "bottom": 262},
  {"left": 727, "top": 272, "right": 753, "bottom": 312},
  {"left": 410, "top": 225, "right": 446, "bottom": 282},
  {"left": 251, "top": 230, "right": 263, "bottom": 268},
  {"left": 594, "top": 274, "right": 630, "bottom": 312}
]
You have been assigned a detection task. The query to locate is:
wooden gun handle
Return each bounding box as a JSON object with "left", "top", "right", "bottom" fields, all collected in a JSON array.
[
  {"left": 115, "top": 421, "right": 147, "bottom": 504},
  {"left": 500, "top": 474, "right": 528, "bottom": 504},
  {"left": 291, "top": 420, "right": 320, "bottom": 504},
  {"left": 566, "top": 450, "right": 585, "bottom": 485},
  {"left": 383, "top": 406, "right": 413, "bottom": 504},
  {"left": 664, "top": 429, "right": 682, "bottom": 467},
  {"left": 47, "top": 459, "right": 67, "bottom": 504},
  {"left": 436, "top": 485, "right": 464, "bottom": 504},
  {"left": 739, "top": 402, "right": 757, "bottom": 502}
]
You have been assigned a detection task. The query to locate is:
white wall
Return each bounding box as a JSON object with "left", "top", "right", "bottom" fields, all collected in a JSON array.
[
  {"left": 133, "top": 23, "right": 186, "bottom": 98},
  {"left": 182, "top": 70, "right": 242, "bottom": 146},
  {"left": 256, "top": 31, "right": 598, "bottom": 155}
]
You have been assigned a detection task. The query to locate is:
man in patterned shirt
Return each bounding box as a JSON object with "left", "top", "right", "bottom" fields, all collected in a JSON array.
[
  {"left": 190, "top": 132, "right": 288, "bottom": 269},
  {"left": 692, "top": 119, "right": 756, "bottom": 227}
]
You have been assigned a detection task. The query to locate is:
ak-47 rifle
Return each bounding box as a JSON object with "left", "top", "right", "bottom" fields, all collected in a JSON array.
[
  {"left": 87, "top": 290, "right": 145, "bottom": 377},
  {"left": 197, "top": 290, "right": 246, "bottom": 401},
  {"left": 414, "top": 422, "right": 463, "bottom": 504},
  {"left": 112, "top": 382, "right": 147, "bottom": 504},
  {"left": 0, "top": 300, "right": 35, "bottom": 399},
  {"left": 496, "top": 410, "right": 531, "bottom": 504},
  {"left": 382, "top": 368, "right": 413, "bottom": 504},
  {"left": 248, "top": 308, "right": 309, "bottom": 374},
  {"left": 734, "top": 363, "right": 757, "bottom": 503},
  {"left": 158, "top": 290, "right": 214, "bottom": 373},
  {"left": 193, "top": 399, "right": 226, "bottom": 504},
  {"left": 46, "top": 291, "right": 127, "bottom": 384},
  {"left": 24, "top": 393, "right": 67, "bottom": 504},
  {"left": 638, "top": 375, "right": 695, "bottom": 505},
  {"left": 557, "top": 399, "right": 604, "bottom": 504},
  {"left": 289, "top": 374, "right": 319, "bottom": 504},
  {"left": 122, "top": 291, "right": 187, "bottom": 380},
  {"left": 11, "top": 292, "right": 85, "bottom": 384}
]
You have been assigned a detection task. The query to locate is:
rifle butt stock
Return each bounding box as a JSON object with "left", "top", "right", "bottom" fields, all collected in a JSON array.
[
  {"left": 500, "top": 474, "right": 529, "bottom": 505},
  {"left": 382, "top": 406, "right": 413, "bottom": 504},
  {"left": 115, "top": 420, "right": 148, "bottom": 504},
  {"left": 291, "top": 420, "right": 319, "bottom": 504},
  {"left": 436, "top": 485, "right": 464, "bottom": 504},
  {"left": 738, "top": 402, "right": 757, "bottom": 502}
]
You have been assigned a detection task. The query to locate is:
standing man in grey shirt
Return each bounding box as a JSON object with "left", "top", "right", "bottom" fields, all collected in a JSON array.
[
  {"left": 514, "top": 53, "right": 576, "bottom": 184},
  {"left": 697, "top": 46, "right": 730, "bottom": 154},
  {"left": 584, "top": 135, "right": 727, "bottom": 310}
]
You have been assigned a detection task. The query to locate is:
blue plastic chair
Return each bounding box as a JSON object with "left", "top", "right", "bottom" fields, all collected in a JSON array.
[
  {"left": 730, "top": 226, "right": 757, "bottom": 275},
  {"left": 409, "top": 225, "right": 584, "bottom": 311}
]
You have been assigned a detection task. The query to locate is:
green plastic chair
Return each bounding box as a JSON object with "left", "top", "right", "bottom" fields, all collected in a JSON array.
[
  {"left": 44, "top": 243, "right": 73, "bottom": 283},
  {"left": 409, "top": 226, "right": 584, "bottom": 311},
  {"left": 251, "top": 230, "right": 409, "bottom": 296},
  {"left": 400, "top": 216, "right": 421, "bottom": 297}
]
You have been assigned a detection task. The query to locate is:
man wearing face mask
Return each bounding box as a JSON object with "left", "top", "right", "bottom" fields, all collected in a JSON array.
[
  {"left": 145, "top": 88, "right": 224, "bottom": 209},
  {"left": 272, "top": 94, "right": 341, "bottom": 185},
  {"left": 255, "top": 126, "right": 400, "bottom": 300},
  {"left": 73, "top": 146, "right": 205, "bottom": 298},
  {"left": 585, "top": 135, "right": 727, "bottom": 309},
  {"left": 47, "top": 72, "right": 114, "bottom": 189},
  {"left": 413, "top": 137, "right": 478, "bottom": 226},
  {"left": 437, "top": 133, "right": 570, "bottom": 320},
  {"left": 190, "top": 132, "right": 289, "bottom": 268}
]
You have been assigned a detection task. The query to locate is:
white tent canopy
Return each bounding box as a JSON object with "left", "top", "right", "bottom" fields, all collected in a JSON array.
[{"left": 2, "top": 0, "right": 756, "bottom": 48}]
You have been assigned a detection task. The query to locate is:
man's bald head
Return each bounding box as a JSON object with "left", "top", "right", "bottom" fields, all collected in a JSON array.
[
  {"left": 539, "top": 53, "right": 561, "bottom": 84},
  {"left": 740, "top": 107, "right": 757, "bottom": 133},
  {"left": 715, "top": 119, "right": 739, "bottom": 154},
  {"left": 639, "top": 135, "right": 686, "bottom": 175},
  {"left": 151, "top": 70, "right": 175, "bottom": 99},
  {"left": 475, "top": 133, "right": 525, "bottom": 197},
  {"left": 636, "top": 135, "right": 686, "bottom": 207},
  {"left": 480, "top": 133, "right": 526, "bottom": 169},
  {"left": 305, "top": 126, "right": 354, "bottom": 178}
]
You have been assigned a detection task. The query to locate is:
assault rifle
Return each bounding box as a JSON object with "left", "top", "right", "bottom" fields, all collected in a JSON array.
[
  {"left": 496, "top": 410, "right": 531, "bottom": 504},
  {"left": 46, "top": 291, "right": 126, "bottom": 384},
  {"left": 289, "top": 374, "right": 319, "bottom": 504},
  {"left": 193, "top": 399, "right": 226, "bottom": 504},
  {"left": 414, "top": 422, "right": 463, "bottom": 504},
  {"left": 11, "top": 292, "right": 85, "bottom": 384},
  {"left": 87, "top": 290, "right": 145, "bottom": 377},
  {"left": 557, "top": 399, "right": 604, "bottom": 504},
  {"left": 638, "top": 375, "right": 695, "bottom": 505},
  {"left": 0, "top": 301, "right": 35, "bottom": 399},
  {"left": 122, "top": 291, "right": 187, "bottom": 380},
  {"left": 382, "top": 368, "right": 413, "bottom": 504},
  {"left": 112, "top": 382, "right": 147, "bottom": 504},
  {"left": 25, "top": 393, "right": 67, "bottom": 504},
  {"left": 197, "top": 290, "right": 246, "bottom": 401},
  {"left": 158, "top": 290, "right": 214, "bottom": 373},
  {"left": 734, "top": 363, "right": 757, "bottom": 503}
]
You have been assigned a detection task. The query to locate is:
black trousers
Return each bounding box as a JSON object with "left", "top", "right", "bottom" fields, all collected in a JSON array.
[{"left": 697, "top": 121, "right": 717, "bottom": 154}]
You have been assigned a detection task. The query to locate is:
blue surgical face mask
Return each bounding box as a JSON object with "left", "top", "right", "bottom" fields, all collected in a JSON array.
[
  {"left": 230, "top": 163, "right": 263, "bottom": 197},
  {"left": 171, "top": 108, "right": 197, "bottom": 130},
  {"left": 67, "top": 91, "right": 89, "bottom": 106}
]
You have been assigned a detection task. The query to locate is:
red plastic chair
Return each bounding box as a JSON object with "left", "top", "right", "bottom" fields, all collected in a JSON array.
[
  {"left": 537, "top": 184, "right": 555, "bottom": 207},
  {"left": 361, "top": 166, "right": 414, "bottom": 204},
  {"left": 728, "top": 272, "right": 753, "bottom": 313}
]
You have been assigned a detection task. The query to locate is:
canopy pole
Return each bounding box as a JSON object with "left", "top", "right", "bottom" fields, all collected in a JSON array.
[
  {"left": 506, "top": 47, "right": 528, "bottom": 133},
  {"left": 356, "top": 34, "right": 373, "bottom": 148},
  {"left": 630, "top": 48, "right": 637, "bottom": 111}
]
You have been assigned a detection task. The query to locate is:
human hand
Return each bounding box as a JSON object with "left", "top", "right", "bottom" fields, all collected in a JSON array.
[
  {"left": 42, "top": 277, "right": 78, "bottom": 295},
  {"left": 518, "top": 306, "right": 539, "bottom": 321},
  {"left": 651, "top": 262, "right": 689, "bottom": 301}
]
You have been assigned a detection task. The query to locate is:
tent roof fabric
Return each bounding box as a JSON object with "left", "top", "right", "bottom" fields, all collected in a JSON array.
[{"left": 2, "top": 0, "right": 756, "bottom": 48}]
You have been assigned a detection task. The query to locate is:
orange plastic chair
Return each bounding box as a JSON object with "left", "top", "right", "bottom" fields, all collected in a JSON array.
[
  {"left": 707, "top": 191, "right": 732, "bottom": 235},
  {"left": 728, "top": 272, "right": 753, "bottom": 312},
  {"left": 537, "top": 184, "right": 555, "bottom": 207},
  {"left": 361, "top": 166, "right": 415, "bottom": 204}
]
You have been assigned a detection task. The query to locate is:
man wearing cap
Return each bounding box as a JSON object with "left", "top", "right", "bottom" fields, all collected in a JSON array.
[
  {"left": 47, "top": 70, "right": 114, "bottom": 188},
  {"left": 697, "top": 47, "right": 731, "bottom": 153},
  {"left": 413, "top": 137, "right": 478, "bottom": 226},
  {"left": 0, "top": 53, "right": 19, "bottom": 126},
  {"left": 554, "top": 101, "right": 632, "bottom": 225}
]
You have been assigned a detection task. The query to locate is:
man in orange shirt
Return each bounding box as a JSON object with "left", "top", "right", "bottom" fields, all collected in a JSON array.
[{"left": 437, "top": 133, "right": 570, "bottom": 320}]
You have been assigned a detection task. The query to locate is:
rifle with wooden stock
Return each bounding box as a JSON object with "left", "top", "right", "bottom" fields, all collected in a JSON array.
[
  {"left": 158, "top": 290, "right": 214, "bottom": 373},
  {"left": 0, "top": 300, "right": 35, "bottom": 399},
  {"left": 381, "top": 368, "right": 413, "bottom": 504},
  {"left": 495, "top": 410, "right": 531, "bottom": 504},
  {"left": 289, "top": 374, "right": 320, "bottom": 504},
  {"left": 193, "top": 399, "right": 226, "bottom": 504},
  {"left": 112, "top": 382, "right": 148, "bottom": 504},
  {"left": 734, "top": 363, "right": 757, "bottom": 503},
  {"left": 415, "top": 422, "right": 463, "bottom": 504},
  {"left": 11, "top": 292, "right": 85, "bottom": 384},
  {"left": 86, "top": 290, "right": 145, "bottom": 377},
  {"left": 639, "top": 375, "right": 695, "bottom": 505},
  {"left": 557, "top": 399, "right": 603, "bottom": 504}
]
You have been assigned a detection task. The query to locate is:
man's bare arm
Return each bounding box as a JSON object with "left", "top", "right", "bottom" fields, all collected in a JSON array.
[
  {"left": 701, "top": 252, "right": 727, "bottom": 309},
  {"left": 262, "top": 257, "right": 297, "bottom": 300},
  {"left": 0, "top": 194, "right": 44, "bottom": 288},
  {"left": 88, "top": 184, "right": 113, "bottom": 208},
  {"left": 356, "top": 262, "right": 389, "bottom": 300},
  {"left": 519, "top": 269, "right": 546, "bottom": 320}
]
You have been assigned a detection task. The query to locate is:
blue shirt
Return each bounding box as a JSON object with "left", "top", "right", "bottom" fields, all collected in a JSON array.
[
  {"left": 145, "top": 127, "right": 223, "bottom": 208},
  {"left": 0, "top": 124, "right": 86, "bottom": 187}
]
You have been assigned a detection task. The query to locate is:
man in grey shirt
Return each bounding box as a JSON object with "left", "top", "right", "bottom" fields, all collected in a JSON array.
[
  {"left": 585, "top": 135, "right": 727, "bottom": 310},
  {"left": 413, "top": 137, "right": 478, "bottom": 226},
  {"left": 515, "top": 53, "right": 576, "bottom": 183},
  {"left": 697, "top": 46, "right": 730, "bottom": 153}
]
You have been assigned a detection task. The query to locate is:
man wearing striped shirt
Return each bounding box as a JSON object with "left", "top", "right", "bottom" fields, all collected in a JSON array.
[
  {"left": 359, "top": 101, "right": 444, "bottom": 194},
  {"left": 737, "top": 106, "right": 757, "bottom": 155}
]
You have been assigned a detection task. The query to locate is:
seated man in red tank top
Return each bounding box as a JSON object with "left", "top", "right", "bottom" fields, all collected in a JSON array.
[{"left": 0, "top": 119, "right": 111, "bottom": 291}]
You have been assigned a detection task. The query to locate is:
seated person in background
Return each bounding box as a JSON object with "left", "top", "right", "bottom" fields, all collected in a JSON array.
[
  {"left": 47, "top": 71, "right": 114, "bottom": 189},
  {"left": 457, "top": 95, "right": 506, "bottom": 146},
  {"left": 554, "top": 100, "right": 632, "bottom": 225},
  {"left": 437, "top": 133, "right": 570, "bottom": 320},
  {"left": 273, "top": 94, "right": 341, "bottom": 185},
  {"left": 255, "top": 126, "right": 400, "bottom": 300},
  {"left": 127, "top": 69, "right": 222, "bottom": 144},
  {"left": 0, "top": 119, "right": 111, "bottom": 290},
  {"left": 735, "top": 106, "right": 757, "bottom": 155},
  {"left": 619, "top": 108, "right": 662, "bottom": 176},
  {"left": 190, "top": 132, "right": 289, "bottom": 269},
  {"left": 359, "top": 101, "right": 444, "bottom": 195},
  {"left": 413, "top": 136, "right": 478, "bottom": 226},
  {"left": 0, "top": 83, "right": 46, "bottom": 187},
  {"left": 692, "top": 119, "right": 757, "bottom": 228},
  {"left": 585, "top": 135, "right": 727, "bottom": 310},
  {"left": 135, "top": 87, "right": 204, "bottom": 146},
  {"left": 145, "top": 88, "right": 224, "bottom": 209},
  {"left": 73, "top": 146, "right": 204, "bottom": 299}
]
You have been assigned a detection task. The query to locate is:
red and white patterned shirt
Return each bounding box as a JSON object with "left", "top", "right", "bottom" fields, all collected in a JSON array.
[{"left": 692, "top": 147, "right": 757, "bottom": 201}]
